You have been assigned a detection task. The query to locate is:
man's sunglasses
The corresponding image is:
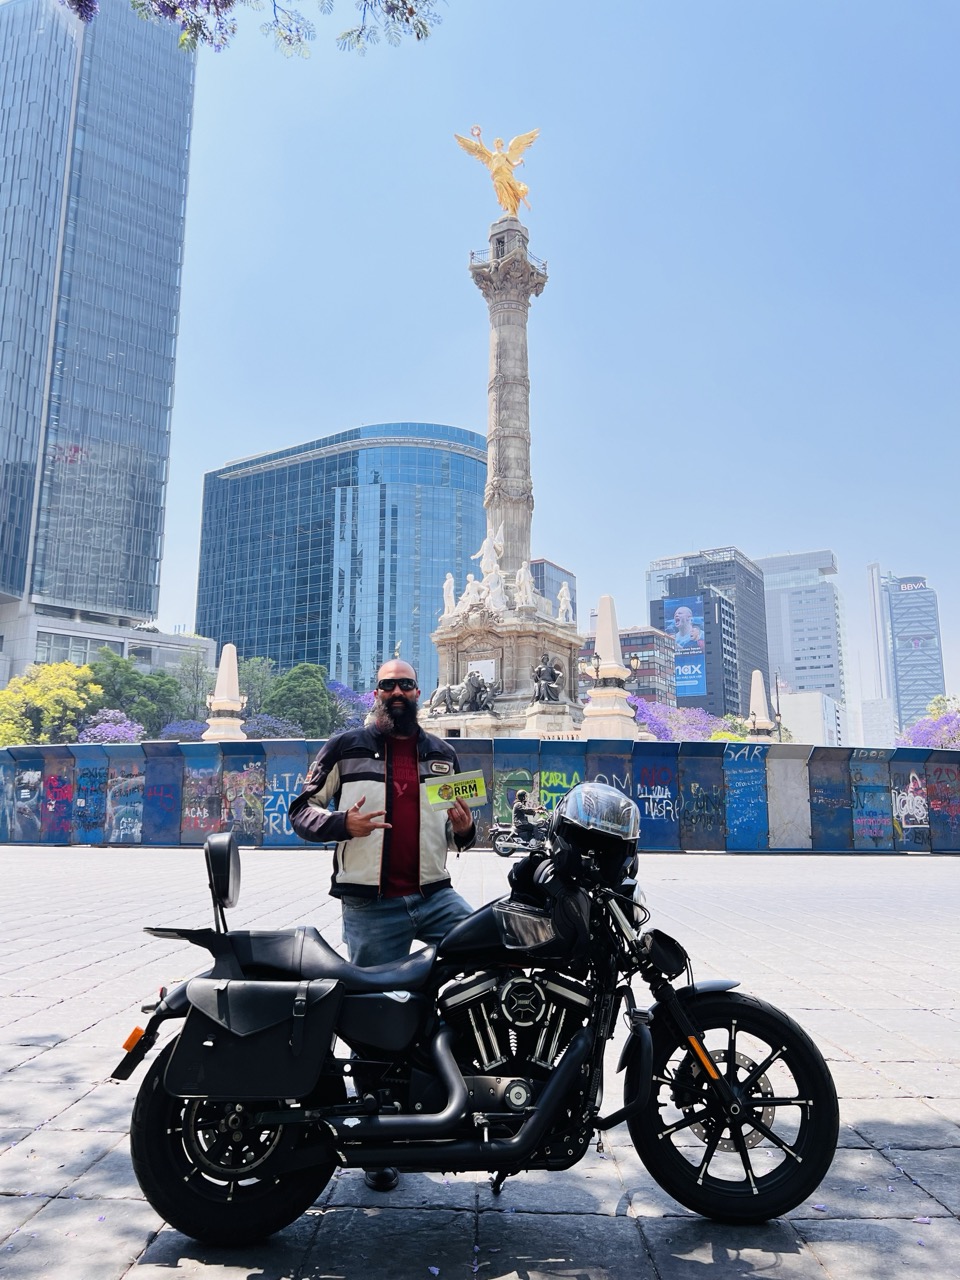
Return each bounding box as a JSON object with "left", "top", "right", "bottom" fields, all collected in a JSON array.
[{"left": 377, "top": 678, "right": 417, "bottom": 692}]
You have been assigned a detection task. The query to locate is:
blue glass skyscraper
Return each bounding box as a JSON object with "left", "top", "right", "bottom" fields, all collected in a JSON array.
[
  {"left": 0, "top": 0, "right": 194, "bottom": 676},
  {"left": 196, "top": 424, "right": 487, "bottom": 695}
]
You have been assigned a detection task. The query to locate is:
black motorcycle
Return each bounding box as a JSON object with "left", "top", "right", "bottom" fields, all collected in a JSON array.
[
  {"left": 489, "top": 807, "right": 550, "bottom": 857},
  {"left": 114, "top": 783, "right": 838, "bottom": 1246}
]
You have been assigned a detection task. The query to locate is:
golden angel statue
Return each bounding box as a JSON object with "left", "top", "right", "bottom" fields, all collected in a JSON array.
[{"left": 454, "top": 125, "right": 540, "bottom": 218}]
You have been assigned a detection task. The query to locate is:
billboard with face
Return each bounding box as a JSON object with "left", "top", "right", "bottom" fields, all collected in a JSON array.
[{"left": 665, "top": 595, "right": 706, "bottom": 697}]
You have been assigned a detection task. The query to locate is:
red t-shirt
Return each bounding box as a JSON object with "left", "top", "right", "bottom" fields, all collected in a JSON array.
[{"left": 382, "top": 735, "right": 421, "bottom": 897}]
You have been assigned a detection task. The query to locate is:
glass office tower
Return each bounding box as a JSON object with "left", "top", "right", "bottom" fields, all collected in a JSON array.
[
  {"left": 867, "top": 565, "right": 945, "bottom": 732},
  {"left": 756, "top": 550, "right": 845, "bottom": 705},
  {"left": 0, "top": 0, "right": 194, "bottom": 627},
  {"left": 196, "top": 424, "right": 487, "bottom": 695}
]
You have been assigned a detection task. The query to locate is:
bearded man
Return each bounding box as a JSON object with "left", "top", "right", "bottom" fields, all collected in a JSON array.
[
  {"left": 290, "top": 657, "right": 476, "bottom": 967},
  {"left": 290, "top": 659, "right": 477, "bottom": 1192}
]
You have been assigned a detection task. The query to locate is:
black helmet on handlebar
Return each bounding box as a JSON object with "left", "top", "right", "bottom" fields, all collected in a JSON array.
[{"left": 548, "top": 782, "right": 640, "bottom": 886}]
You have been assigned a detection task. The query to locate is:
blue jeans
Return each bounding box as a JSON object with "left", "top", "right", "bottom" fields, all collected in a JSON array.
[{"left": 340, "top": 887, "right": 474, "bottom": 967}]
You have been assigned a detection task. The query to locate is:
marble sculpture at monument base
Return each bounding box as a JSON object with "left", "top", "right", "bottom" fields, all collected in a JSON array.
[{"left": 426, "top": 605, "right": 583, "bottom": 739}]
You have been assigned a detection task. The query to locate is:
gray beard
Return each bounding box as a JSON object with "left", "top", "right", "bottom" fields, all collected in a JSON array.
[{"left": 368, "top": 697, "right": 420, "bottom": 736}]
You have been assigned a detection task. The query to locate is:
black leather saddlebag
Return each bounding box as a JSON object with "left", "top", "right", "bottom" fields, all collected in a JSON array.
[{"left": 164, "top": 977, "right": 342, "bottom": 1099}]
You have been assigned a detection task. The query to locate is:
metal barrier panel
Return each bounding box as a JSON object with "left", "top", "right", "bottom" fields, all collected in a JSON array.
[
  {"left": 141, "top": 742, "right": 185, "bottom": 846},
  {"left": 851, "top": 749, "right": 894, "bottom": 852},
  {"left": 492, "top": 740, "right": 539, "bottom": 826},
  {"left": 41, "top": 746, "right": 74, "bottom": 844},
  {"left": 890, "top": 748, "right": 932, "bottom": 853},
  {"left": 765, "top": 745, "right": 812, "bottom": 849},
  {"left": 585, "top": 741, "right": 633, "bottom": 798},
  {"left": 180, "top": 744, "right": 223, "bottom": 845},
  {"left": 723, "top": 743, "right": 769, "bottom": 851},
  {"left": 103, "top": 746, "right": 146, "bottom": 845},
  {"left": 220, "top": 743, "right": 265, "bottom": 846},
  {"left": 7, "top": 748, "right": 43, "bottom": 842},
  {"left": 0, "top": 750, "right": 15, "bottom": 843},
  {"left": 678, "top": 743, "right": 726, "bottom": 851},
  {"left": 927, "top": 751, "right": 960, "bottom": 853},
  {"left": 453, "top": 738, "right": 494, "bottom": 849},
  {"left": 538, "top": 740, "right": 586, "bottom": 812},
  {"left": 262, "top": 740, "right": 312, "bottom": 847},
  {"left": 808, "top": 748, "right": 854, "bottom": 851},
  {"left": 69, "top": 745, "right": 109, "bottom": 845},
  {"left": 632, "top": 742, "right": 681, "bottom": 851}
]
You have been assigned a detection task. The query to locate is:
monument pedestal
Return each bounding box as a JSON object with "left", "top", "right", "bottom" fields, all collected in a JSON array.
[{"left": 426, "top": 605, "right": 583, "bottom": 739}]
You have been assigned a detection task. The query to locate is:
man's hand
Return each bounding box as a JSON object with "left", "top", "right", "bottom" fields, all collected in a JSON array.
[
  {"left": 344, "top": 795, "right": 391, "bottom": 838},
  {"left": 448, "top": 797, "right": 474, "bottom": 835}
]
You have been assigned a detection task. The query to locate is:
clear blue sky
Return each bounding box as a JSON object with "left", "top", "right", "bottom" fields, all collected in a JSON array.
[{"left": 158, "top": 0, "right": 960, "bottom": 704}]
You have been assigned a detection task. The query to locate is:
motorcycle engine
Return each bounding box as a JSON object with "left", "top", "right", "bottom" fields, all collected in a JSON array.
[{"left": 439, "top": 968, "right": 591, "bottom": 1075}]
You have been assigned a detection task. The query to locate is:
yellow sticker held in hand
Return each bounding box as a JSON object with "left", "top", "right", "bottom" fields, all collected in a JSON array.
[{"left": 425, "top": 770, "right": 487, "bottom": 810}]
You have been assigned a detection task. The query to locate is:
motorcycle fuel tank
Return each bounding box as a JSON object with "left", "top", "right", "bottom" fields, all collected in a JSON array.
[{"left": 438, "top": 899, "right": 565, "bottom": 966}]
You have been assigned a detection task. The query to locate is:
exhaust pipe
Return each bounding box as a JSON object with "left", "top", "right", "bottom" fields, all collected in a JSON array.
[
  {"left": 332, "top": 1028, "right": 592, "bottom": 1171},
  {"left": 326, "top": 1027, "right": 468, "bottom": 1141}
]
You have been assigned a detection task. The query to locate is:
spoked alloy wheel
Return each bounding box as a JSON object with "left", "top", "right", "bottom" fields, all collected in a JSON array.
[
  {"left": 130, "top": 1039, "right": 335, "bottom": 1244},
  {"left": 628, "top": 992, "right": 838, "bottom": 1223}
]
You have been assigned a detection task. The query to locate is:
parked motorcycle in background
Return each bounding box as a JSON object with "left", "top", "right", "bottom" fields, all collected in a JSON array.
[{"left": 113, "top": 783, "right": 839, "bottom": 1246}]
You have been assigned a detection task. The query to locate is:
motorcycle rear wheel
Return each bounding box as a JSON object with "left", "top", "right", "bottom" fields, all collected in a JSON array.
[
  {"left": 627, "top": 992, "right": 838, "bottom": 1223},
  {"left": 493, "top": 833, "right": 513, "bottom": 857},
  {"left": 130, "top": 1039, "right": 336, "bottom": 1244}
]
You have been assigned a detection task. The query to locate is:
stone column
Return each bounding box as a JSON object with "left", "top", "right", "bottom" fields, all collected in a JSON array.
[{"left": 470, "top": 216, "right": 547, "bottom": 581}]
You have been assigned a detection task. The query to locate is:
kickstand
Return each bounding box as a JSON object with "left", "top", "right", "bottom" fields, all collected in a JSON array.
[{"left": 490, "top": 1170, "right": 510, "bottom": 1196}]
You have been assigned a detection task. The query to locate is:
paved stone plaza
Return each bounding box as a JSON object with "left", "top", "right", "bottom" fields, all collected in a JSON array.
[{"left": 1, "top": 845, "right": 958, "bottom": 1279}]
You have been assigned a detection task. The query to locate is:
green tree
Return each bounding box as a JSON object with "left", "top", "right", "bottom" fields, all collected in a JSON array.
[
  {"left": 239, "top": 656, "right": 277, "bottom": 717},
  {"left": 131, "top": 672, "right": 184, "bottom": 738},
  {"left": 87, "top": 649, "right": 184, "bottom": 737},
  {"left": 0, "top": 663, "right": 102, "bottom": 745},
  {"left": 175, "top": 647, "right": 216, "bottom": 721},
  {"left": 263, "top": 664, "right": 340, "bottom": 738}
]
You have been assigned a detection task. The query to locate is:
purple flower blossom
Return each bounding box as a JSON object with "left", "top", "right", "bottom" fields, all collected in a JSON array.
[
  {"left": 628, "top": 697, "right": 726, "bottom": 742},
  {"left": 897, "top": 711, "right": 960, "bottom": 750},
  {"left": 327, "top": 680, "right": 375, "bottom": 729},
  {"left": 158, "top": 719, "right": 207, "bottom": 742},
  {"left": 78, "top": 709, "right": 144, "bottom": 744},
  {"left": 242, "top": 713, "right": 303, "bottom": 740},
  {"left": 61, "top": 0, "right": 99, "bottom": 22}
]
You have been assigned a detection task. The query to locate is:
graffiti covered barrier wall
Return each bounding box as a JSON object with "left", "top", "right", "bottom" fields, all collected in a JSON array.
[{"left": 1, "top": 738, "right": 959, "bottom": 853}]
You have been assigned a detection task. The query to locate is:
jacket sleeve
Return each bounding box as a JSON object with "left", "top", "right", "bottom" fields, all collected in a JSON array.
[{"left": 289, "top": 739, "right": 350, "bottom": 844}]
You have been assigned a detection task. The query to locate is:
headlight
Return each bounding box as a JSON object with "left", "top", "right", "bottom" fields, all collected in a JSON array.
[{"left": 624, "top": 878, "right": 649, "bottom": 927}]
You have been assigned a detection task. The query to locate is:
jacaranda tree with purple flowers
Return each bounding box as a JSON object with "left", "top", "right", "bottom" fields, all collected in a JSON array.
[
  {"left": 628, "top": 698, "right": 728, "bottom": 742},
  {"left": 60, "top": 0, "right": 441, "bottom": 58},
  {"left": 242, "top": 713, "right": 304, "bottom": 740},
  {"left": 327, "top": 680, "right": 375, "bottom": 730},
  {"left": 897, "top": 696, "right": 960, "bottom": 750},
  {"left": 158, "top": 719, "right": 208, "bottom": 742},
  {"left": 78, "top": 709, "right": 145, "bottom": 744}
]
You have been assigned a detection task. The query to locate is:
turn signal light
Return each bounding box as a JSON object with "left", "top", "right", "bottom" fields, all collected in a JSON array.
[{"left": 122, "top": 1026, "right": 145, "bottom": 1052}]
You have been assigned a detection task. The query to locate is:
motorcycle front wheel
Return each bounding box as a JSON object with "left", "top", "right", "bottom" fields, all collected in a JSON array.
[
  {"left": 130, "top": 1039, "right": 337, "bottom": 1244},
  {"left": 627, "top": 992, "right": 838, "bottom": 1223}
]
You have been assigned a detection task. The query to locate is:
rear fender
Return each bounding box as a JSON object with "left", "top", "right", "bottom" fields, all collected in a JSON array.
[{"left": 110, "top": 977, "right": 198, "bottom": 1081}]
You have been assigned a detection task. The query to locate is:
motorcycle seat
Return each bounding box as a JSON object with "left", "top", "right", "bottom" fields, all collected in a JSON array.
[{"left": 228, "top": 928, "right": 437, "bottom": 994}]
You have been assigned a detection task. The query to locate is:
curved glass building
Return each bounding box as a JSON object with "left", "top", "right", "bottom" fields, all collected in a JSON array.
[{"left": 196, "top": 424, "right": 487, "bottom": 694}]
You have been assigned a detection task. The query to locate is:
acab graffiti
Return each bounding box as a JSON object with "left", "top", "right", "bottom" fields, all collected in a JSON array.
[{"left": 891, "top": 771, "right": 928, "bottom": 827}]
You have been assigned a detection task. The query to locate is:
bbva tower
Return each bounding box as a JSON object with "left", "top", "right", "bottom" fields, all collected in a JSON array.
[{"left": 196, "top": 424, "right": 487, "bottom": 696}]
